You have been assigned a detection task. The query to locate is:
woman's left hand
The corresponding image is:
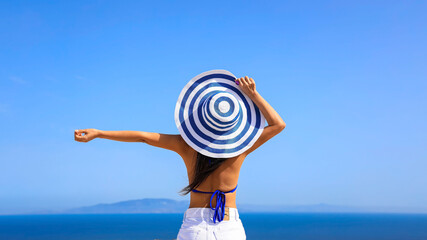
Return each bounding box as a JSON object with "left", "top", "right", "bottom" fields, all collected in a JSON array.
[{"left": 74, "top": 128, "right": 100, "bottom": 143}]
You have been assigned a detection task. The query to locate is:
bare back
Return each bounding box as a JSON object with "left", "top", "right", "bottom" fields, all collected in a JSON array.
[
  {"left": 176, "top": 82, "right": 286, "bottom": 209},
  {"left": 180, "top": 140, "right": 246, "bottom": 209}
]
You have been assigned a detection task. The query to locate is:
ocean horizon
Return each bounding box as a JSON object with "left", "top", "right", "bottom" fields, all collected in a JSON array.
[
  {"left": 1, "top": 212, "right": 427, "bottom": 240},
  {"left": 6, "top": 198, "right": 426, "bottom": 216}
]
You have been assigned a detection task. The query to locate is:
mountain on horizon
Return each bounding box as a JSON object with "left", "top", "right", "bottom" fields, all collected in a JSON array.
[
  {"left": 65, "top": 198, "right": 189, "bottom": 214},
  {"left": 21, "top": 198, "right": 427, "bottom": 215}
]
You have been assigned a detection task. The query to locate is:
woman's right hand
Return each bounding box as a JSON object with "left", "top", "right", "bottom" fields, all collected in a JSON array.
[
  {"left": 74, "top": 128, "right": 100, "bottom": 143},
  {"left": 235, "top": 76, "right": 258, "bottom": 97}
]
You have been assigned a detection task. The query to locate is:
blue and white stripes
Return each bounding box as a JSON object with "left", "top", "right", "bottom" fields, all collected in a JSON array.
[{"left": 174, "top": 69, "right": 265, "bottom": 158}]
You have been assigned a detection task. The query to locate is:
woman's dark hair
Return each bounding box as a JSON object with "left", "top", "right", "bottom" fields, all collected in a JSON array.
[{"left": 179, "top": 151, "right": 228, "bottom": 195}]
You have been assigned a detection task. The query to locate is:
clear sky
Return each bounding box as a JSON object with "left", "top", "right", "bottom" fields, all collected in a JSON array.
[{"left": 0, "top": 1, "right": 426, "bottom": 215}]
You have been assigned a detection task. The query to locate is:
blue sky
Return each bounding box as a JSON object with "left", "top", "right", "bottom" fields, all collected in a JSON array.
[{"left": 0, "top": 1, "right": 426, "bottom": 214}]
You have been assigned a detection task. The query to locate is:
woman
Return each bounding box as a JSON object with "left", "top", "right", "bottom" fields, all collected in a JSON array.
[{"left": 74, "top": 76, "right": 286, "bottom": 239}]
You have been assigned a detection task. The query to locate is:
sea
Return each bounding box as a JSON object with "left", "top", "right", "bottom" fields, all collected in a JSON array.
[{"left": 1, "top": 213, "right": 427, "bottom": 240}]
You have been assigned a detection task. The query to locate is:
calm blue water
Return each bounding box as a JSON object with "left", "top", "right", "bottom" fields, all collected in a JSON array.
[{"left": 1, "top": 213, "right": 427, "bottom": 240}]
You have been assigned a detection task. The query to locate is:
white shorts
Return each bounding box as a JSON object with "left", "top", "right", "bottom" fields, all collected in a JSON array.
[{"left": 177, "top": 207, "right": 246, "bottom": 240}]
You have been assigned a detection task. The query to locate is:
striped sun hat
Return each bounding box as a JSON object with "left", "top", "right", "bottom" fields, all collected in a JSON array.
[{"left": 174, "top": 69, "right": 266, "bottom": 158}]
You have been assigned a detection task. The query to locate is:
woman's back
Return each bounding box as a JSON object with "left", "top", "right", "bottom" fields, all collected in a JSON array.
[{"left": 181, "top": 144, "right": 246, "bottom": 209}]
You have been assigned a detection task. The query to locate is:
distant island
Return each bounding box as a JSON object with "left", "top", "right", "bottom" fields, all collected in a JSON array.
[
  {"left": 64, "top": 198, "right": 189, "bottom": 214},
  {"left": 20, "top": 198, "right": 427, "bottom": 215}
]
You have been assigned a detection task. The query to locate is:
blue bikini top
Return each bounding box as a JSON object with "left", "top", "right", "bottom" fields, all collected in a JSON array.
[{"left": 191, "top": 184, "right": 238, "bottom": 223}]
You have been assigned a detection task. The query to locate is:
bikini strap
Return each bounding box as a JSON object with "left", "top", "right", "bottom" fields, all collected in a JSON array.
[
  {"left": 191, "top": 184, "right": 238, "bottom": 194},
  {"left": 191, "top": 185, "right": 238, "bottom": 223}
]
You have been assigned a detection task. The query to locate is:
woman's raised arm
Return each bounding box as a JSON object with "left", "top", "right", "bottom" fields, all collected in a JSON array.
[
  {"left": 74, "top": 129, "right": 189, "bottom": 157},
  {"left": 235, "top": 76, "right": 286, "bottom": 156}
]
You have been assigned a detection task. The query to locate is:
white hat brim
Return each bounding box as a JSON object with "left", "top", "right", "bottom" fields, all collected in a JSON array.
[{"left": 174, "top": 69, "right": 265, "bottom": 158}]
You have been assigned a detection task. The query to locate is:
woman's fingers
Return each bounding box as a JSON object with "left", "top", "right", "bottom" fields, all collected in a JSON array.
[
  {"left": 74, "top": 133, "right": 84, "bottom": 142},
  {"left": 235, "top": 77, "right": 249, "bottom": 87},
  {"left": 74, "top": 129, "right": 99, "bottom": 143},
  {"left": 244, "top": 76, "right": 250, "bottom": 83},
  {"left": 245, "top": 76, "right": 251, "bottom": 85},
  {"left": 236, "top": 77, "right": 247, "bottom": 84},
  {"left": 75, "top": 129, "right": 84, "bottom": 136},
  {"left": 74, "top": 129, "right": 88, "bottom": 142},
  {"left": 75, "top": 131, "right": 84, "bottom": 141},
  {"left": 234, "top": 76, "right": 257, "bottom": 97}
]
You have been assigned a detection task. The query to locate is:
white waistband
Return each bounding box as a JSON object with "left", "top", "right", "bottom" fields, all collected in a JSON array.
[{"left": 183, "top": 207, "right": 240, "bottom": 222}]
